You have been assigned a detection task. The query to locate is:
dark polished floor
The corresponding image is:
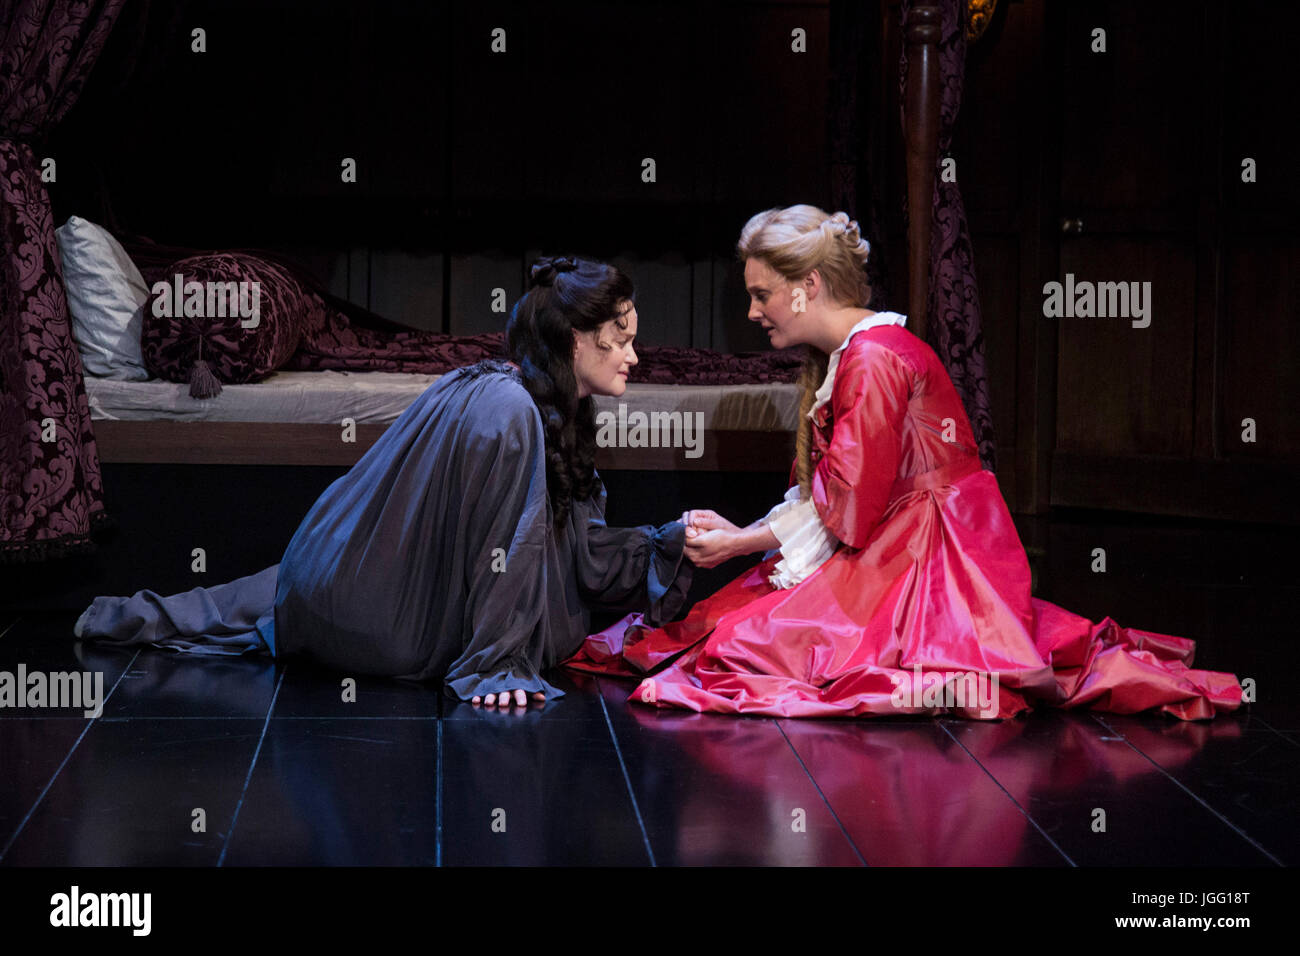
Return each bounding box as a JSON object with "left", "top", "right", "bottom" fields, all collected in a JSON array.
[{"left": 1, "top": 509, "right": 1296, "bottom": 867}]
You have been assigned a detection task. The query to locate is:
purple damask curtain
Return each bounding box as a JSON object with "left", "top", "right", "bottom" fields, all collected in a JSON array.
[
  {"left": 900, "top": 0, "right": 997, "bottom": 472},
  {"left": 0, "top": 0, "right": 127, "bottom": 563}
]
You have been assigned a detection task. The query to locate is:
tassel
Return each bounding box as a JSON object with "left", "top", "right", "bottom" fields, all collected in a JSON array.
[{"left": 188, "top": 359, "right": 223, "bottom": 399}]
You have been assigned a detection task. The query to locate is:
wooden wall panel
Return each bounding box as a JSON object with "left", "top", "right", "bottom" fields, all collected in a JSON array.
[
  {"left": 1055, "top": 239, "right": 1195, "bottom": 457},
  {"left": 1222, "top": 0, "right": 1300, "bottom": 231},
  {"left": 959, "top": 0, "right": 1029, "bottom": 224},
  {"left": 970, "top": 234, "right": 1019, "bottom": 464},
  {"left": 1058, "top": 0, "right": 1199, "bottom": 230},
  {"left": 368, "top": 250, "right": 445, "bottom": 332},
  {"left": 608, "top": 252, "right": 693, "bottom": 348},
  {"left": 711, "top": 253, "right": 769, "bottom": 355},
  {"left": 1045, "top": 0, "right": 1300, "bottom": 522},
  {"left": 449, "top": 253, "right": 522, "bottom": 335},
  {"left": 1222, "top": 240, "right": 1300, "bottom": 460},
  {"left": 958, "top": 0, "right": 1039, "bottom": 510}
]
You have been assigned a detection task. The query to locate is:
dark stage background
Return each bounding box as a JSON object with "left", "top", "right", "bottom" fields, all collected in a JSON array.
[{"left": 10, "top": 0, "right": 1297, "bottom": 608}]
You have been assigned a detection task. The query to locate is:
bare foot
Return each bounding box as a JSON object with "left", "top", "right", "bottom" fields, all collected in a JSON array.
[{"left": 471, "top": 689, "right": 547, "bottom": 707}]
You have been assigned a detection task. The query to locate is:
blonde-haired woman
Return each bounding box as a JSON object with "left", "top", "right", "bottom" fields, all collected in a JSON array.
[{"left": 569, "top": 204, "right": 1241, "bottom": 721}]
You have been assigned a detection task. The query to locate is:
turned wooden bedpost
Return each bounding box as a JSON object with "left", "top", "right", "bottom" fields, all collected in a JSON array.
[{"left": 904, "top": 3, "right": 942, "bottom": 344}]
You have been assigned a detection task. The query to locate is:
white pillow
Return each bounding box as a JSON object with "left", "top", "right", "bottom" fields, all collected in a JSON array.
[{"left": 55, "top": 216, "right": 151, "bottom": 380}]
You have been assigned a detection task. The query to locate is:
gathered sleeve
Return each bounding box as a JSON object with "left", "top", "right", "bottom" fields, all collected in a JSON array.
[
  {"left": 811, "top": 339, "right": 912, "bottom": 549},
  {"left": 758, "top": 486, "right": 839, "bottom": 588},
  {"left": 570, "top": 484, "right": 694, "bottom": 628}
]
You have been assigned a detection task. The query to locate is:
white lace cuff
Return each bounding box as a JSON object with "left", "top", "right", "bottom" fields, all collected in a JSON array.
[
  {"left": 763, "top": 492, "right": 838, "bottom": 589},
  {"left": 758, "top": 485, "right": 803, "bottom": 527}
]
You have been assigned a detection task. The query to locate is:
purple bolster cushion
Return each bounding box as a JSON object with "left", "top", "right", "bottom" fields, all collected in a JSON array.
[{"left": 141, "top": 252, "right": 328, "bottom": 397}]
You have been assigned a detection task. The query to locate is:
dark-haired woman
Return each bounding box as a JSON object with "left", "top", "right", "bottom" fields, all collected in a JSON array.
[{"left": 75, "top": 257, "right": 693, "bottom": 707}]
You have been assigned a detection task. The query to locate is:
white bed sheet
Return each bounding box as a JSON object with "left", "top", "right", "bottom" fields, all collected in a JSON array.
[{"left": 85, "top": 370, "right": 801, "bottom": 431}]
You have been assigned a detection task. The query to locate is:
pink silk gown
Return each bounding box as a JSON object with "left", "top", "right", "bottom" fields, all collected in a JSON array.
[{"left": 565, "top": 324, "right": 1242, "bottom": 720}]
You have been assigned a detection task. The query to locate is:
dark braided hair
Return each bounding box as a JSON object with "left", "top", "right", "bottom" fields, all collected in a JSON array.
[{"left": 506, "top": 256, "right": 635, "bottom": 530}]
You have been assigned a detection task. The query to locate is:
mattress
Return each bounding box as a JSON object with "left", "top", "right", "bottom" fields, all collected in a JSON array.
[{"left": 85, "top": 370, "right": 802, "bottom": 432}]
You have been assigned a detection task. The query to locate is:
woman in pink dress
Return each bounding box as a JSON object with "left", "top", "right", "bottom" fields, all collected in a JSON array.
[{"left": 567, "top": 204, "right": 1242, "bottom": 720}]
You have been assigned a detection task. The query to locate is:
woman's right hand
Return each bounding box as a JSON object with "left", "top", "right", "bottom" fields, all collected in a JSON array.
[
  {"left": 680, "top": 509, "right": 740, "bottom": 537},
  {"left": 680, "top": 510, "right": 749, "bottom": 568},
  {"left": 680, "top": 509, "right": 779, "bottom": 567},
  {"left": 472, "top": 689, "right": 546, "bottom": 707}
]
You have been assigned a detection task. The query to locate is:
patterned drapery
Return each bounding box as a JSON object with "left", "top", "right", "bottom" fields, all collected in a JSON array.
[{"left": 1, "top": 0, "right": 128, "bottom": 562}]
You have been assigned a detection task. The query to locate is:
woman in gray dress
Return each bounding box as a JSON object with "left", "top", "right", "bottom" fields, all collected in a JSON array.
[{"left": 75, "top": 256, "right": 693, "bottom": 708}]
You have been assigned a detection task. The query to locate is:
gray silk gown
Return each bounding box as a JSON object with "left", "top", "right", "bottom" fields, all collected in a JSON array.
[{"left": 75, "top": 361, "right": 693, "bottom": 701}]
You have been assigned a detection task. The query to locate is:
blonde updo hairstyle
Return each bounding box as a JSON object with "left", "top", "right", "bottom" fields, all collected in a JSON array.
[{"left": 737, "top": 205, "right": 873, "bottom": 498}]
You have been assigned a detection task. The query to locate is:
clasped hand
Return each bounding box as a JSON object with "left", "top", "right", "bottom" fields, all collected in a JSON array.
[{"left": 680, "top": 509, "right": 745, "bottom": 568}]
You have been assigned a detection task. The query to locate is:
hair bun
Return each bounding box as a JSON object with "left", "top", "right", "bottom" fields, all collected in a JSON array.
[
  {"left": 530, "top": 255, "right": 580, "bottom": 288},
  {"left": 823, "top": 212, "right": 870, "bottom": 262},
  {"left": 822, "top": 212, "right": 858, "bottom": 241}
]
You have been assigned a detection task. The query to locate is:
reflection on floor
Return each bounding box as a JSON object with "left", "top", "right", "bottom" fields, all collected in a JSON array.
[{"left": 2, "top": 510, "right": 1295, "bottom": 866}]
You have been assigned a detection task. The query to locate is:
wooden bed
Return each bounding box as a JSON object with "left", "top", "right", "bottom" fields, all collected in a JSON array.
[
  {"left": 90, "top": 5, "right": 945, "bottom": 473},
  {"left": 91, "top": 420, "right": 796, "bottom": 471}
]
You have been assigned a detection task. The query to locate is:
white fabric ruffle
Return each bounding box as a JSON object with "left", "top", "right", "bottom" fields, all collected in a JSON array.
[{"left": 759, "top": 486, "right": 838, "bottom": 588}]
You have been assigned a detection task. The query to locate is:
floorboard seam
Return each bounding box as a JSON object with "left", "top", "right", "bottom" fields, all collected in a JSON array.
[
  {"left": 0, "top": 647, "right": 141, "bottom": 863},
  {"left": 216, "top": 665, "right": 287, "bottom": 867},
  {"left": 774, "top": 721, "right": 868, "bottom": 866},
  {"left": 1088, "top": 713, "right": 1285, "bottom": 866},
  {"left": 436, "top": 718, "right": 443, "bottom": 867},
  {"left": 595, "top": 679, "right": 656, "bottom": 866},
  {"left": 1250, "top": 715, "right": 1300, "bottom": 749},
  {"left": 936, "top": 719, "right": 1077, "bottom": 866},
  {"left": 98, "top": 714, "right": 441, "bottom": 720}
]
